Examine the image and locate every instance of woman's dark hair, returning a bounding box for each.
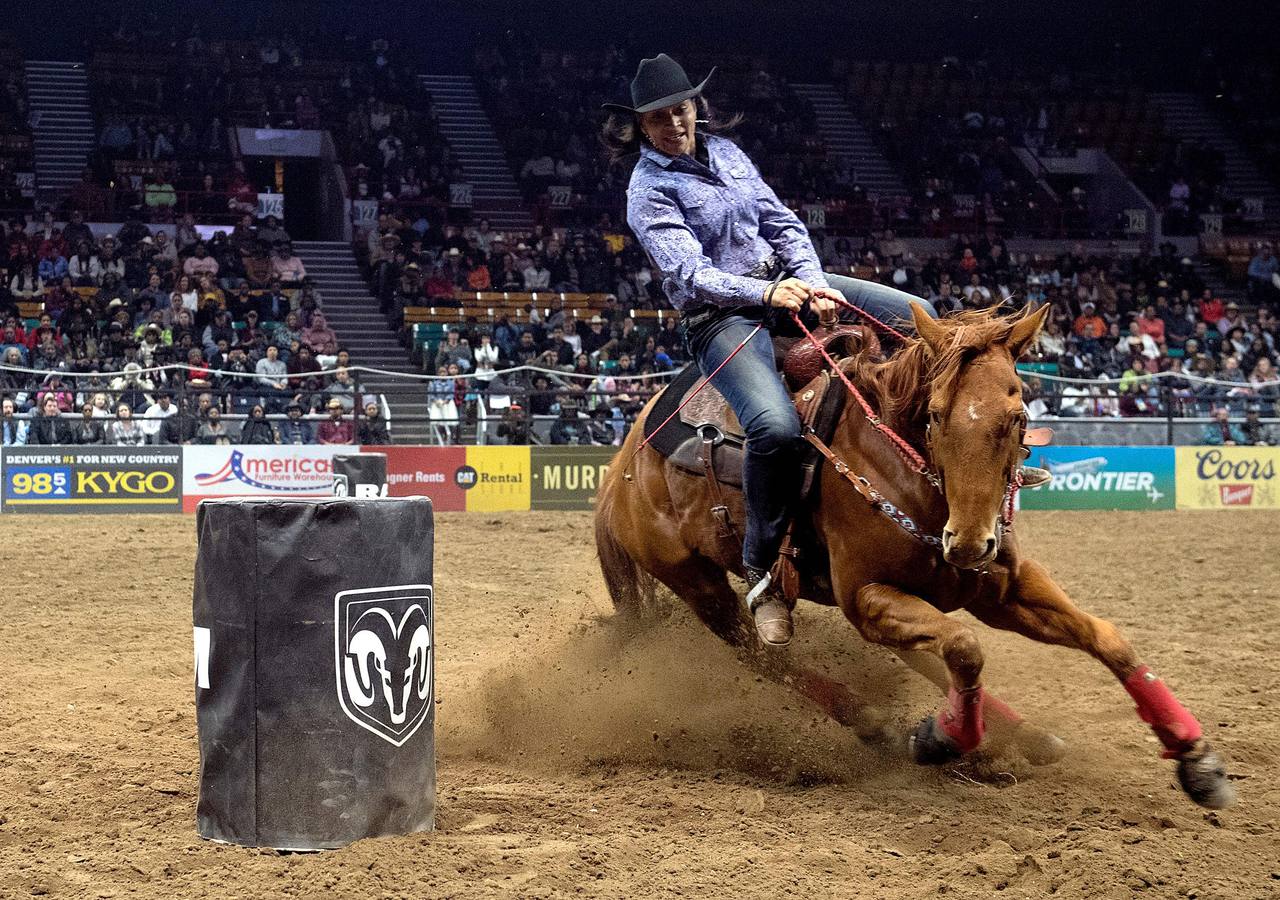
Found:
[601,96,742,164]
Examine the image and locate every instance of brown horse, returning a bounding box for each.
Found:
[595,302,1233,808]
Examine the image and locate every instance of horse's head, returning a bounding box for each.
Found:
[910,303,1049,569]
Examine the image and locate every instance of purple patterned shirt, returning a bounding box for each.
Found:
[626,134,828,312]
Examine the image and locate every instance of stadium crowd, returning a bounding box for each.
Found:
[68,15,460,226]
[355,183,1280,443]
[0,208,389,446]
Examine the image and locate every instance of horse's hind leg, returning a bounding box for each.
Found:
[660,557,887,740]
[892,649,1066,765]
[970,560,1233,809]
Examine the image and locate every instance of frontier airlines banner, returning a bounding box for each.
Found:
[1020,446,1175,510]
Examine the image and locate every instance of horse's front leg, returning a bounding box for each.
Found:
[891,648,1066,765]
[843,583,990,764]
[970,559,1234,809]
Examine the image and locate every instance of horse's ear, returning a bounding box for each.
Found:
[1007,303,1051,360]
[910,302,947,355]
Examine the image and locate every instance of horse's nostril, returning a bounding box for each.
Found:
[984,537,997,557]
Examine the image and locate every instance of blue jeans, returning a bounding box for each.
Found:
[690,275,935,570]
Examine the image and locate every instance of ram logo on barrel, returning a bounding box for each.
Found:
[333,585,434,746]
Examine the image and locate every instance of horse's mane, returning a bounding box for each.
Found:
[851,308,1023,432]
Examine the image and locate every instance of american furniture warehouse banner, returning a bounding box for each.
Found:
[2,446,183,513]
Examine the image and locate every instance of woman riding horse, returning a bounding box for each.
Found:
[603,54,940,645]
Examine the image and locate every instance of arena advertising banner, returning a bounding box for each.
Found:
[181,445,343,512]
[374,445,530,512]
[530,446,617,510]
[374,445,468,511]
[1,446,182,513]
[1020,446,1175,510]
[1175,446,1280,509]
[458,446,530,512]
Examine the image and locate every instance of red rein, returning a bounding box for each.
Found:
[790,310,933,476]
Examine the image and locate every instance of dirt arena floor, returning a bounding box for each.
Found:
[0,510,1277,899]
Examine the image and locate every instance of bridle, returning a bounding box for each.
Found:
[792,300,1026,562]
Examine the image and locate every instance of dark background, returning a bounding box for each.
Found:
[8,0,1274,81]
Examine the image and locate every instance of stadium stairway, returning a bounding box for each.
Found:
[1148,92,1280,232]
[791,82,906,196]
[418,74,532,232]
[291,241,430,444]
[23,60,94,197]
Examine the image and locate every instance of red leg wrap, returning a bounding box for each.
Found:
[1123,666,1203,759]
[938,685,985,752]
[982,692,1024,727]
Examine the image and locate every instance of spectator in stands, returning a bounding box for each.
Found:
[197,406,235,444]
[587,407,616,446]
[184,242,219,280]
[272,311,303,352]
[1201,407,1246,445]
[172,274,199,314]
[434,329,472,373]
[428,364,458,444]
[497,404,531,445]
[159,397,201,445]
[239,404,279,444]
[144,174,178,219]
[9,259,43,301]
[140,391,177,442]
[271,243,307,285]
[301,312,338,359]
[255,343,289,411]
[549,396,588,445]
[38,243,68,283]
[523,256,551,291]
[1,397,28,445]
[62,210,92,250]
[1248,243,1278,305]
[37,372,74,413]
[357,398,390,445]
[151,229,177,269]
[27,394,70,444]
[278,400,314,444]
[107,401,146,446]
[324,366,358,412]
[70,401,106,444]
[317,397,354,444]
[1217,301,1245,337]
[1243,405,1276,445]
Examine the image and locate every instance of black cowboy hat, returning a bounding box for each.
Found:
[602,53,714,115]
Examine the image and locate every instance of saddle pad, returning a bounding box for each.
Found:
[643,364,745,459]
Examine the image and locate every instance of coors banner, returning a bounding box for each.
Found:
[193,496,435,850]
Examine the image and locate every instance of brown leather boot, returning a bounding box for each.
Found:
[745,567,793,646]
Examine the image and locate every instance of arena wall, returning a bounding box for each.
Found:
[1,445,1278,512]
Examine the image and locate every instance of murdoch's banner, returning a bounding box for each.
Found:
[1,446,182,513]
[530,446,617,510]
[1020,446,1176,510]
[1175,446,1280,509]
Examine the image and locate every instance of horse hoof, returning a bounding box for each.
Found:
[1014,726,1067,766]
[1177,743,1236,810]
[909,716,963,766]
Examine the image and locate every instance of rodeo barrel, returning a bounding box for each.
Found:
[332,452,389,498]
[193,496,435,850]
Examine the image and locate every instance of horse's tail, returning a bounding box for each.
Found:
[595,435,656,619]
